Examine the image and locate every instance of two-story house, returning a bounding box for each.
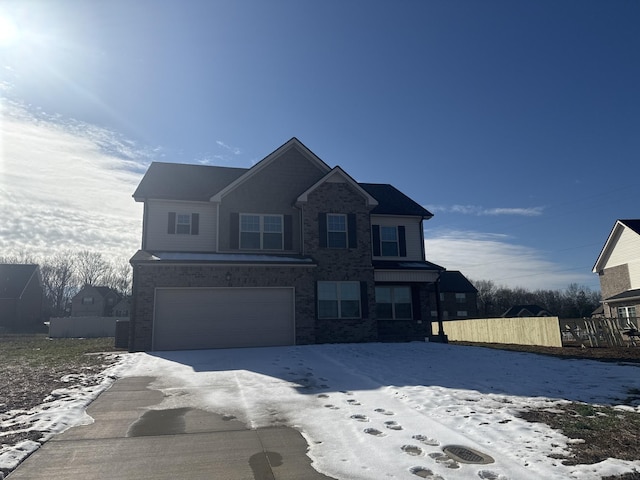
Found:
[128,138,444,351]
[593,219,640,324]
[71,286,122,317]
[430,271,478,321]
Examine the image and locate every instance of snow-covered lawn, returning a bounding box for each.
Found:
[3,342,640,479]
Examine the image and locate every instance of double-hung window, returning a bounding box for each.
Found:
[318,282,361,319]
[375,286,412,319]
[381,226,399,256]
[168,212,199,235]
[240,214,283,250]
[327,214,347,248]
[455,293,466,304]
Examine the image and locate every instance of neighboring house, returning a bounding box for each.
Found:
[592,219,640,323]
[0,264,43,332]
[501,305,553,318]
[71,286,121,317]
[431,271,478,320]
[113,297,131,317]
[129,137,446,351]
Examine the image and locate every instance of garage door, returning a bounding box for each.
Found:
[153,287,295,350]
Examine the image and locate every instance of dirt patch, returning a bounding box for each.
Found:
[455,342,640,479]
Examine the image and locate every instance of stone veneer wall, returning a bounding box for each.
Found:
[302,181,377,343]
[129,263,316,352]
[600,264,631,301]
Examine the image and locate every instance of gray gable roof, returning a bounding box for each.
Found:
[438,271,477,293]
[0,264,39,299]
[133,162,247,202]
[359,183,433,218]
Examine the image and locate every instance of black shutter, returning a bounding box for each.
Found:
[360,281,369,318]
[347,213,357,248]
[167,212,176,234]
[191,213,199,235]
[411,284,422,320]
[315,281,319,319]
[318,213,327,248]
[284,215,293,250]
[230,213,239,249]
[372,225,381,256]
[398,226,407,257]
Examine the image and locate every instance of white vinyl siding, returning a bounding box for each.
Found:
[371,215,423,261]
[145,200,217,252]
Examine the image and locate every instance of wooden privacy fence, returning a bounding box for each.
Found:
[433,316,562,347]
[561,317,640,347]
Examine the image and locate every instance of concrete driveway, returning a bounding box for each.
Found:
[7,376,335,480]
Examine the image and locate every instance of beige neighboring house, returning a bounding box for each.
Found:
[592,219,640,324]
[71,286,121,317]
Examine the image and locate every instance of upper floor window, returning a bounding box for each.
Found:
[82,296,94,305]
[318,281,361,319]
[372,224,406,257]
[327,214,347,248]
[240,214,283,250]
[381,226,399,256]
[318,213,357,249]
[455,293,466,304]
[168,212,199,235]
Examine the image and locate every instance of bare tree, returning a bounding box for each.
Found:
[102,260,132,297]
[74,250,109,287]
[40,252,76,317]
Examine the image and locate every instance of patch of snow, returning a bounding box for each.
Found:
[2,343,640,479]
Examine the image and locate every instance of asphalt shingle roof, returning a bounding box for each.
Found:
[359,183,433,217]
[0,264,38,299]
[133,162,247,201]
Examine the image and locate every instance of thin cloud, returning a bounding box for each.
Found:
[0,101,150,261]
[215,140,241,155]
[424,229,595,290]
[426,204,545,217]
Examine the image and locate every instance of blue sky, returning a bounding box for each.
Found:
[1,0,638,290]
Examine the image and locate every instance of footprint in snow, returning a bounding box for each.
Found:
[384,420,402,430]
[351,414,369,422]
[401,445,424,456]
[374,408,394,416]
[364,428,385,437]
[429,452,460,469]
[478,470,508,480]
[409,466,444,479]
[412,434,440,446]
[324,404,339,410]
[317,394,330,399]
[347,399,362,406]
[341,390,354,396]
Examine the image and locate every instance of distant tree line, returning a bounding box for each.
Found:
[471,279,601,319]
[1,250,132,318]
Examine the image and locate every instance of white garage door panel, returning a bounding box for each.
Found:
[154,288,294,350]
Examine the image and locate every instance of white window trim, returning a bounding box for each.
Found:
[239,213,284,250]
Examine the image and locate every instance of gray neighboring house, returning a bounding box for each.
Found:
[129,137,446,351]
[71,286,121,317]
[593,219,640,323]
[0,264,43,332]
[432,271,478,320]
